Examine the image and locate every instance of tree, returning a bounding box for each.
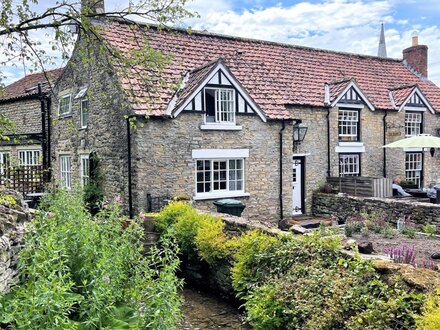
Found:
[0,0,194,85]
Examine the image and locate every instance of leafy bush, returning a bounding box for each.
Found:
[422,224,437,236]
[401,225,417,238]
[195,214,231,265]
[244,255,423,330]
[173,207,202,259]
[0,190,182,329]
[154,201,194,234]
[417,290,440,330]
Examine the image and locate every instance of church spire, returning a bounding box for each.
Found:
[378,23,387,58]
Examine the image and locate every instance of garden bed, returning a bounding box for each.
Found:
[345,231,440,267]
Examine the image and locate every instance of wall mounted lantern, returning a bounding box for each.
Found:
[293,124,308,145]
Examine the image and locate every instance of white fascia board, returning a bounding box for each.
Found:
[330,81,375,111]
[165,71,190,116]
[192,149,249,159]
[398,87,435,114]
[173,62,267,122]
[335,103,364,109]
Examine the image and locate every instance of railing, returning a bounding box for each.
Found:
[146,193,170,212]
[0,165,48,196]
[327,176,392,198]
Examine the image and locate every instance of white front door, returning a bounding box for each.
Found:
[292,157,304,215]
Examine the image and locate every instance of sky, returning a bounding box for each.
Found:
[2,0,440,86]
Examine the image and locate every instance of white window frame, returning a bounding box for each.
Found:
[339,153,360,177]
[80,97,89,128]
[58,94,72,116]
[80,154,90,187]
[60,154,72,189]
[0,151,10,174]
[204,87,236,125]
[192,149,249,200]
[338,109,359,142]
[405,152,422,188]
[18,150,41,166]
[405,112,422,137]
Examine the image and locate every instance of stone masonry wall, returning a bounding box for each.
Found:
[50,45,130,201]
[313,192,440,228]
[0,188,31,294]
[132,114,294,226]
[0,98,41,135]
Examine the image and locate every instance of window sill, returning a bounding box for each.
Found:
[193,192,250,201]
[79,126,88,130]
[58,114,73,119]
[200,124,242,131]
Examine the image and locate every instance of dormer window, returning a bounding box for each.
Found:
[205,87,235,124]
[405,112,422,137]
[338,108,360,142]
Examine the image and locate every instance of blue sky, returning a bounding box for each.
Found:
[3,0,440,85]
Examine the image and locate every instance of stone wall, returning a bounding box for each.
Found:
[0,98,41,135]
[0,189,31,294]
[132,114,293,225]
[312,192,440,228]
[50,45,130,201]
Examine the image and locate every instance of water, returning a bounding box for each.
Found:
[180,288,250,329]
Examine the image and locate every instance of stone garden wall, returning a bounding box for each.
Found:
[312,192,440,228]
[0,189,31,294]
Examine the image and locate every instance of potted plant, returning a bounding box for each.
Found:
[399,179,418,190]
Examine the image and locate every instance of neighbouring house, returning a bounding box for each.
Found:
[0,68,63,195]
[50,7,440,225]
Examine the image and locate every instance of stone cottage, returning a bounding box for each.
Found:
[0,69,63,188]
[50,14,440,225]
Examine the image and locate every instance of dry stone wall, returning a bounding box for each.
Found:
[0,188,31,294]
[313,192,440,228]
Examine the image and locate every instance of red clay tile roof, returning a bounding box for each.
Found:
[0,68,64,102]
[173,59,220,112]
[389,84,417,108]
[102,20,440,119]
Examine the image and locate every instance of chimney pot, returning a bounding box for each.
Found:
[412,35,419,46]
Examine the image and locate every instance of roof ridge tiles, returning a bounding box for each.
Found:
[108,18,404,63]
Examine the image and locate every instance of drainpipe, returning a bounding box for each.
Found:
[279,119,285,225]
[46,98,52,181]
[38,84,47,169]
[383,110,388,177]
[126,116,134,219]
[326,107,331,177]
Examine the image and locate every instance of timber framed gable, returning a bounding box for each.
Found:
[168,59,267,123]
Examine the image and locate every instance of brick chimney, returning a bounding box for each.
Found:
[81,0,105,15]
[402,35,428,77]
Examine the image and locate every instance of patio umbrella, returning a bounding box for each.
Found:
[383,134,440,156]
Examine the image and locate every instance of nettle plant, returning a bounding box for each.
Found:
[0,189,182,329]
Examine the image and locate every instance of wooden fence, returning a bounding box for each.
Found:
[327,176,392,198]
[0,165,48,196]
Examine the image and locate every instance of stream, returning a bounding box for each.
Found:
[180,287,250,329]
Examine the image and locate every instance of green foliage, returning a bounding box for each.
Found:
[0,190,182,329]
[173,207,202,259]
[0,113,15,141]
[380,225,395,238]
[195,215,230,265]
[244,253,423,330]
[416,290,440,330]
[422,224,437,236]
[0,194,16,206]
[345,222,363,237]
[401,225,417,238]
[154,201,194,234]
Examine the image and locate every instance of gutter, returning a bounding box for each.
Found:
[383,110,388,177]
[279,119,286,226]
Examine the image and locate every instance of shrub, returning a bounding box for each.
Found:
[244,257,423,330]
[345,222,363,237]
[417,290,440,330]
[422,224,437,237]
[0,190,182,329]
[173,207,202,259]
[380,225,395,238]
[154,201,194,234]
[195,214,231,265]
[401,225,417,238]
